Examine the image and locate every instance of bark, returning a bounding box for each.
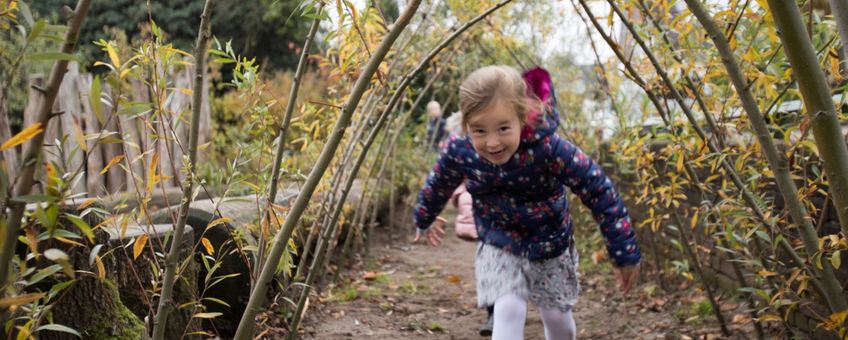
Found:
[151,0,214,338]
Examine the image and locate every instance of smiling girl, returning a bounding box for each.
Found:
[412,66,641,340]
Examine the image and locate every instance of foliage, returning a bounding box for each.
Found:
[29,0,313,72]
[4,0,847,337]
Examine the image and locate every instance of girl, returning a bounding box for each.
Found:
[412,66,641,340]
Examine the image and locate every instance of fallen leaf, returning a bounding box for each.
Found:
[731,314,752,324]
[591,250,607,264]
[720,303,739,310]
[363,272,377,280]
[445,274,461,284]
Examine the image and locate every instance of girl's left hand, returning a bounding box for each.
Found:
[613,263,640,295]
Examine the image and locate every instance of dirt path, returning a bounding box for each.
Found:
[298,211,769,339]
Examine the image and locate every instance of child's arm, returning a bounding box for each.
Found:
[551,137,641,268]
[413,143,465,245]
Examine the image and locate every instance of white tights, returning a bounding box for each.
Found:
[492,294,576,340]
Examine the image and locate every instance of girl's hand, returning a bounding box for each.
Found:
[414,216,446,246]
[613,263,640,295]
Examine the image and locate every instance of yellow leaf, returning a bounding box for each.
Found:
[95,255,106,280]
[119,215,129,239]
[690,211,698,229]
[192,312,222,319]
[201,237,214,255]
[1,122,43,151]
[147,152,160,193]
[79,197,98,210]
[23,228,38,258]
[100,154,124,175]
[758,314,782,322]
[106,42,120,68]
[55,237,84,248]
[73,121,87,152]
[15,322,32,340]
[824,309,848,330]
[205,217,232,231]
[133,234,148,260]
[757,270,777,277]
[0,293,45,308]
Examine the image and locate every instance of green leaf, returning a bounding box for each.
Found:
[754,230,771,243]
[116,102,153,116]
[192,312,222,319]
[90,76,105,125]
[27,265,63,286]
[18,0,34,26]
[831,251,841,269]
[47,279,76,301]
[64,214,94,242]
[35,324,81,338]
[27,20,47,43]
[26,52,79,62]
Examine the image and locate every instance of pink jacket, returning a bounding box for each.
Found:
[451,183,478,241]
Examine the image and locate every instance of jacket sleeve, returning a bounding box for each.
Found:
[413,141,465,231]
[550,136,641,267]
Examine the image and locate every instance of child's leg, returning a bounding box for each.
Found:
[492,294,527,340]
[538,307,576,340]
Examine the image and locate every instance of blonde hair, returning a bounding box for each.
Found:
[459,65,529,129]
[426,100,442,119]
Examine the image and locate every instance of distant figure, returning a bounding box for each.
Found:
[413,66,641,340]
[425,100,446,150]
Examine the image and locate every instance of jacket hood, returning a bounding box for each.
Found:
[520,66,560,144]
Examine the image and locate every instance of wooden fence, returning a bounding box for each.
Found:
[19,60,211,197]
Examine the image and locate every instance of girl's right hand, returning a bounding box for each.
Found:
[414,216,446,246]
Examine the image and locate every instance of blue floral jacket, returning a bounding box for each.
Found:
[413,69,640,266]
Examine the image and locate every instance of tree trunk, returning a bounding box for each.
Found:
[768,0,848,241]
